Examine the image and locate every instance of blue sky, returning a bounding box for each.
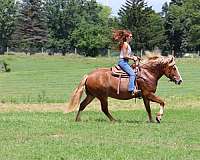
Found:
[97,0,171,15]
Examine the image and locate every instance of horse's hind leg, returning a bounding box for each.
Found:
[99,97,116,122]
[75,94,94,122]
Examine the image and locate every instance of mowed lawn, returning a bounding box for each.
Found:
[0,110,200,160]
[0,54,200,159]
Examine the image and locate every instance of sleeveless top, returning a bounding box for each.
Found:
[119,42,132,59]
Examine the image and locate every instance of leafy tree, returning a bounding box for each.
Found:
[0,0,17,54]
[71,20,111,56]
[164,2,191,56]
[184,0,200,52]
[147,12,166,51]
[45,0,84,55]
[70,0,112,56]
[13,0,47,54]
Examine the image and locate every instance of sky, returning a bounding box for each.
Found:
[97,0,171,15]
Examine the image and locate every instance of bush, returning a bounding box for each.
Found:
[0,60,11,72]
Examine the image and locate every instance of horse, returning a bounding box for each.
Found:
[66,53,183,123]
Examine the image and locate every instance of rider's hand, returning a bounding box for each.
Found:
[137,56,141,61]
[131,56,138,61]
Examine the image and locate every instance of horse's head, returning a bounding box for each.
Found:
[162,55,183,85]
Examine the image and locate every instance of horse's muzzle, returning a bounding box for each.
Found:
[175,79,183,85]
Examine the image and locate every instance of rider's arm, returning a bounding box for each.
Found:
[122,42,137,61]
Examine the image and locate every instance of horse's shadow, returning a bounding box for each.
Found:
[94,118,143,124]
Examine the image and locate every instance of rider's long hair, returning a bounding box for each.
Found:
[112,29,132,50]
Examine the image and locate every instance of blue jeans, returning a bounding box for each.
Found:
[118,58,136,92]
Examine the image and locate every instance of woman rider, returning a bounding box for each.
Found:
[113,29,141,96]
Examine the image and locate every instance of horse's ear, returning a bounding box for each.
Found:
[162,55,175,66]
[168,55,175,66]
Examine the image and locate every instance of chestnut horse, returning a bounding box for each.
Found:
[66,54,183,123]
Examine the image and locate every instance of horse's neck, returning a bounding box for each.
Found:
[141,63,164,81]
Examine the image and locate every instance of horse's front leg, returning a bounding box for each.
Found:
[147,93,165,123]
[143,97,154,123]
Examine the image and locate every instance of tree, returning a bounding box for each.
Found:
[71,20,111,56]
[170,0,183,6]
[13,0,47,54]
[118,0,154,52]
[161,2,169,17]
[184,0,200,52]
[147,12,166,51]
[0,0,16,54]
[45,0,84,55]
[71,1,112,56]
[164,2,191,57]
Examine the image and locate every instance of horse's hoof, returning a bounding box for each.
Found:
[75,118,81,122]
[147,120,155,123]
[111,119,117,123]
[156,116,161,123]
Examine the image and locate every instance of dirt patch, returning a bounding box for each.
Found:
[0,99,144,112]
[0,103,67,112]
[0,98,198,113]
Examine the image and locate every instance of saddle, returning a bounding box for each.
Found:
[111,64,139,95]
[111,65,130,78]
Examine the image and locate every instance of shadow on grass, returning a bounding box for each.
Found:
[94,118,108,122]
[94,118,144,124]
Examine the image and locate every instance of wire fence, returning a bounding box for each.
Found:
[3,47,200,58]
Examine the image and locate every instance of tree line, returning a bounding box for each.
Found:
[0,0,200,57]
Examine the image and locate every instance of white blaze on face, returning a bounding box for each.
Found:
[174,65,183,81]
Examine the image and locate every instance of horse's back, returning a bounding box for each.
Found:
[86,68,111,87]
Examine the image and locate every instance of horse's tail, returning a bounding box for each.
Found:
[65,75,88,113]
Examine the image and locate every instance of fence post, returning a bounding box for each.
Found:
[75,48,77,55]
[107,48,111,57]
[172,50,174,56]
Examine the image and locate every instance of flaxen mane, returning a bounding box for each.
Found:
[140,51,163,68]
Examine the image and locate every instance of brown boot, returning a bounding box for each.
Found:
[131,89,142,98]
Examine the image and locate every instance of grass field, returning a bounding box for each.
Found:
[0,109,200,159]
[0,54,200,103]
[0,54,200,159]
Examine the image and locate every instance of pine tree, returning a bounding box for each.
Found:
[170,0,183,6]
[118,0,153,51]
[13,0,47,54]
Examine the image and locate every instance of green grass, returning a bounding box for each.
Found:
[0,55,116,103]
[0,109,200,160]
[0,54,200,159]
[0,54,200,103]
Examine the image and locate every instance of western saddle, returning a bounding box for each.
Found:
[111,64,139,95]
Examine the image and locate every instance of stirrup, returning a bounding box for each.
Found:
[131,90,142,98]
